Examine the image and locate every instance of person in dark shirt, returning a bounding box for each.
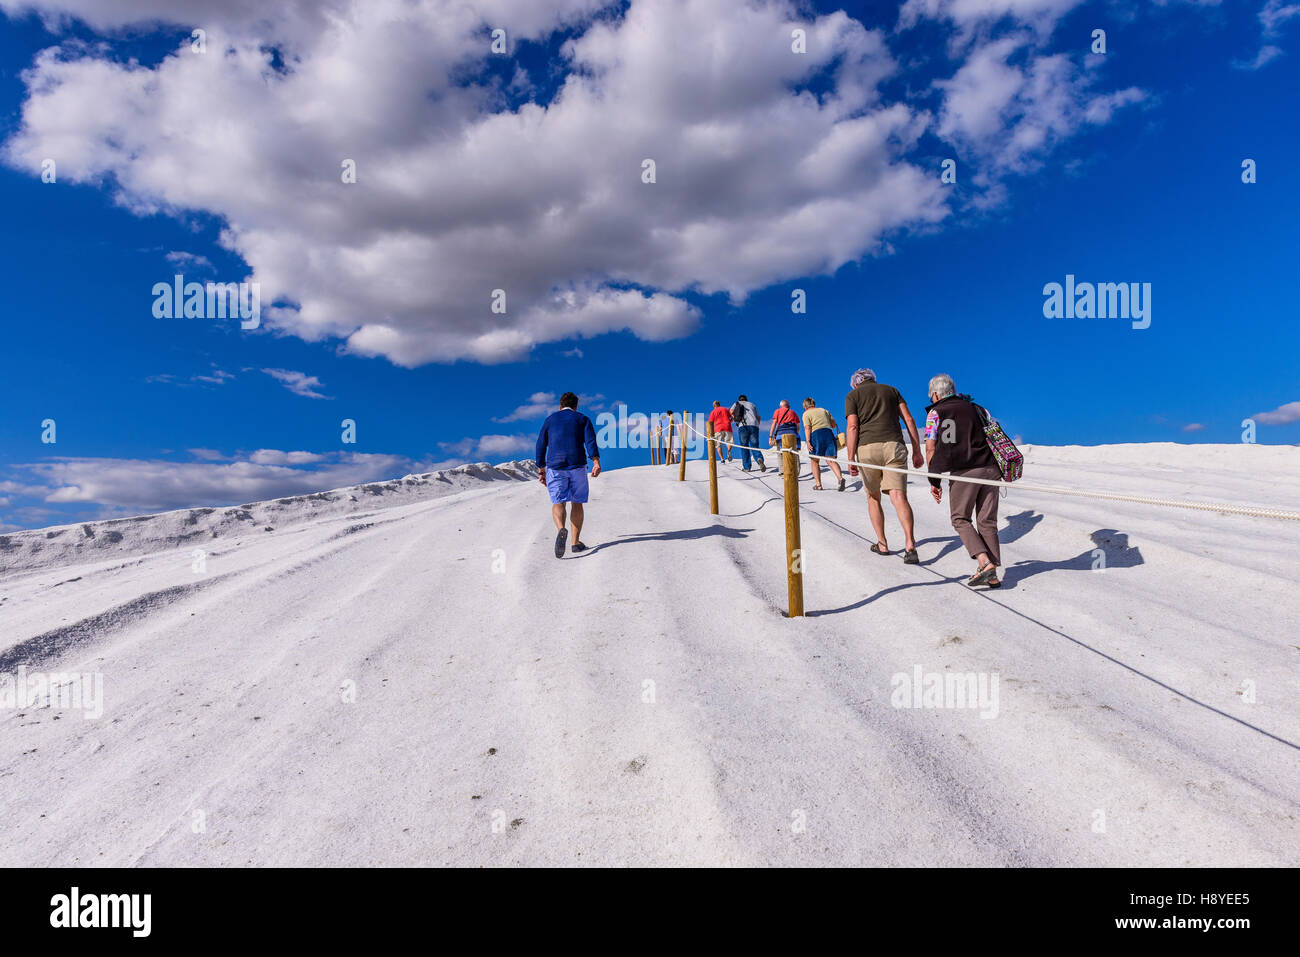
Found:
[844,367,924,563]
[536,392,601,557]
[923,373,1002,587]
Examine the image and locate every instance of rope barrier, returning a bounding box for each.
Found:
[679,418,1300,523]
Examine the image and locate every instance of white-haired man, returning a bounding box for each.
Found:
[845,367,924,563]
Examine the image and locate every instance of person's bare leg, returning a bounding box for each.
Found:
[811,458,822,487]
[888,488,917,551]
[570,503,585,545]
[828,460,844,485]
[552,503,566,532]
[866,491,887,549]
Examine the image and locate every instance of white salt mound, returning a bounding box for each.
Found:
[0,445,1297,866]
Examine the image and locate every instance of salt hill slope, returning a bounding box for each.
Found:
[0,444,1297,866]
[0,460,538,574]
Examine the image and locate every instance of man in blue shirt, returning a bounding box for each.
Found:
[536,392,601,557]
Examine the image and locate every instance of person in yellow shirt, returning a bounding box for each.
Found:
[802,398,845,491]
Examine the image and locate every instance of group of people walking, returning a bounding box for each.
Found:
[669,369,1005,588]
[540,370,1007,589]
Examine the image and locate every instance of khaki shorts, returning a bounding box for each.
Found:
[855,441,908,495]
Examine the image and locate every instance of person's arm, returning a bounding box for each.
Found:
[899,401,923,469]
[584,415,601,477]
[536,420,549,484]
[846,412,859,475]
[926,437,941,501]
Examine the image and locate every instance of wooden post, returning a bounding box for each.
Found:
[706,420,719,514]
[679,411,688,482]
[782,433,804,618]
[652,424,659,465]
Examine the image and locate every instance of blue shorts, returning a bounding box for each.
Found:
[546,466,589,504]
[809,427,838,458]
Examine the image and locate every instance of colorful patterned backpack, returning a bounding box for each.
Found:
[976,405,1023,483]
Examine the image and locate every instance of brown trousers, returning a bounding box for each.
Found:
[948,465,1002,566]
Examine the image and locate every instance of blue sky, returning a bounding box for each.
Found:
[1,0,1298,530]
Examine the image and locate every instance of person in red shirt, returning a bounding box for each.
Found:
[707,400,734,462]
[768,399,802,477]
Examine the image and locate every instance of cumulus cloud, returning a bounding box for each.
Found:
[147,364,234,387]
[935,36,1144,177]
[10,451,424,513]
[495,392,559,422]
[899,0,1086,40]
[0,439,536,522]
[261,368,329,399]
[1,0,1155,367]
[494,390,604,421]
[165,249,213,271]
[1252,401,1300,426]
[1260,0,1300,35]
[438,434,534,458]
[0,0,952,366]
[247,449,328,465]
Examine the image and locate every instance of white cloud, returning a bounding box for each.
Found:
[496,390,603,421]
[899,0,1085,39]
[935,37,1145,176]
[1235,1,1299,69]
[495,390,604,422]
[0,438,554,521]
[1260,0,1300,35]
[261,368,329,399]
[147,364,234,386]
[1,0,1158,367]
[247,449,328,465]
[10,451,432,513]
[1233,43,1284,69]
[439,434,534,458]
[1182,422,1206,432]
[495,392,558,422]
[165,250,213,271]
[1252,401,1300,426]
[1,0,953,366]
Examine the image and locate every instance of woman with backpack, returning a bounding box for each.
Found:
[924,374,1004,588]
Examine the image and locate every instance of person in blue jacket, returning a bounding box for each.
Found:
[536,392,602,557]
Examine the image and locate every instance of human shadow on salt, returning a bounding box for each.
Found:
[573,524,752,556]
[1000,510,1044,543]
[915,511,1044,568]
[1007,529,1144,586]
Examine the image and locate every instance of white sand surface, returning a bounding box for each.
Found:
[1,445,1297,866]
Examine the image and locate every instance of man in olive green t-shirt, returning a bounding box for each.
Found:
[844,368,924,563]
